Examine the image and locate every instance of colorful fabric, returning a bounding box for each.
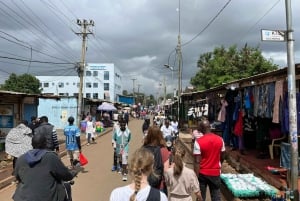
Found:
[233,110,243,137]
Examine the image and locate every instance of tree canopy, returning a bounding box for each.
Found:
[0,73,41,94]
[190,45,278,90]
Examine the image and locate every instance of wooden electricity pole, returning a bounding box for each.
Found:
[76,19,94,127]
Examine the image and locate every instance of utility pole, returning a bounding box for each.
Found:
[177,0,182,123]
[76,19,94,127]
[285,0,298,199]
[137,84,141,104]
[131,78,137,104]
[163,76,166,115]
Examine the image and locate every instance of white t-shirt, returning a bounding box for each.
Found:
[160,125,174,138]
[85,121,94,136]
[170,121,178,133]
[110,185,168,201]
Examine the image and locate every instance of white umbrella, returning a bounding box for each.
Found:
[97,102,117,111]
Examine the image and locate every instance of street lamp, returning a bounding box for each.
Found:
[164,64,180,121]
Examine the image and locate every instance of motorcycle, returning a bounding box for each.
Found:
[62,164,82,201]
[165,135,174,152]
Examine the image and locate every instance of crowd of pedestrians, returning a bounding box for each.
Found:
[4,110,225,201]
[109,114,226,201]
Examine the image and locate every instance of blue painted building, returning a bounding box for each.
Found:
[37,97,78,129]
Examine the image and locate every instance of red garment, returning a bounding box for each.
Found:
[196,133,224,176]
[233,110,243,137]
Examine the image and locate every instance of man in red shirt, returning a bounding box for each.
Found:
[193,119,225,201]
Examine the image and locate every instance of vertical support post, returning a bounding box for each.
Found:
[285,0,298,199]
[76,19,94,127]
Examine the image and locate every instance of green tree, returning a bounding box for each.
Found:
[0,73,41,94]
[190,45,278,90]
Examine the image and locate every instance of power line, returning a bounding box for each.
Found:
[181,0,232,47]
[0,55,75,65]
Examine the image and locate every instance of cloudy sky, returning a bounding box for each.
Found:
[0,0,299,96]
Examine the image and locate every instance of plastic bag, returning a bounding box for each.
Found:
[79,153,88,166]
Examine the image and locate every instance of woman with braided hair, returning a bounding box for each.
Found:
[110,147,168,201]
[164,146,203,201]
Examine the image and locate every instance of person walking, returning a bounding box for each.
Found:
[64,116,82,168]
[193,119,225,201]
[111,115,123,172]
[28,116,39,135]
[142,115,151,138]
[85,115,95,145]
[143,126,170,194]
[113,118,131,181]
[5,120,33,171]
[109,148,168,201]
[164,146,203,201]
[13,133,78,201]
[34,116,59,152]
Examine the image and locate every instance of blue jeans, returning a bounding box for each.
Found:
[198,174,221,201]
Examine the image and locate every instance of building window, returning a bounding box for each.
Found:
[93,71,98,76]
[74,93,78,97]
[66,82,69,85]
[52,83,55,86]
[58,82,64,88]
[86,71,91,76]
[104,71,109,80]
[93,93,98,99]
[86,93,91,98]
[44,83,49,87]
[104,83,109,90]
[59,93,65,96]
[86,82,92,88]
[77,83,80,87]
[73,82,76,85]
[93,83,98,88]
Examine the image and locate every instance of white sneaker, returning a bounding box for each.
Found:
[122,175,127,181]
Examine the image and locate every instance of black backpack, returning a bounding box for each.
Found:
[143,145,163,188]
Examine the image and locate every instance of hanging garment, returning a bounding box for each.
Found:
[233,110,243,137]
[217,99,228,122]
[272,80,284,123]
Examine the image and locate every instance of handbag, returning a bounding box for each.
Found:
[79,152,88,166]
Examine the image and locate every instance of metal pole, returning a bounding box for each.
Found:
[177,0,182,124]
[285,0,298,199]
[131,78,136,105]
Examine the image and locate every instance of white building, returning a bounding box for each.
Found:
[36,63,122,102]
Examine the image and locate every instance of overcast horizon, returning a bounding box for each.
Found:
[0,0,299,96]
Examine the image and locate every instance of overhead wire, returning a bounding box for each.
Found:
[181,0,232,47]
[0,2,77,63]
[236,0,281,44]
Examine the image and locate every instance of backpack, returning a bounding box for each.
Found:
[146,187,161,201]
[144,145,163,188]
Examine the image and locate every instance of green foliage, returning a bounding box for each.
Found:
[190,45,278,90]
[0,73,41,94]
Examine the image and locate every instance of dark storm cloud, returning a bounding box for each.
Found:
[0,0,299,95]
